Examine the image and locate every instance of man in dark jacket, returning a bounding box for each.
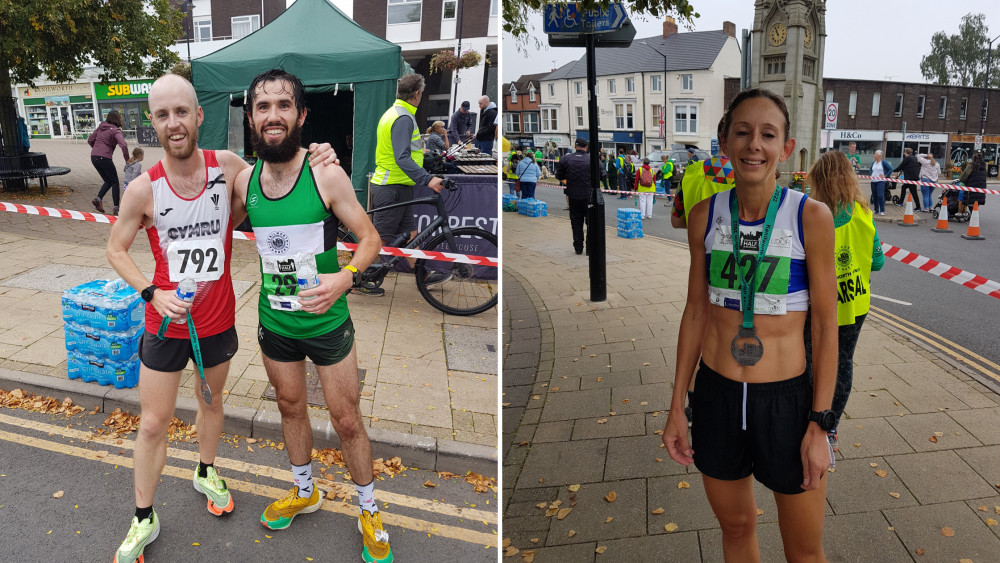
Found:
[447,101,474,146]
[893,147,922,209]
[556,138,605,255]
[475,96,498,155]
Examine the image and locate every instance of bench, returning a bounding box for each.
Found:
[0,152,71,194]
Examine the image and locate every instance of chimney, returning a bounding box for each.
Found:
[663,16,678,38]
[723,21,735,38]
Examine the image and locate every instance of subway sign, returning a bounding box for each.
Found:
[95,80,155,100]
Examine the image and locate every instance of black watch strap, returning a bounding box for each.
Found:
[809,409,836,431]
[141,284,158,303]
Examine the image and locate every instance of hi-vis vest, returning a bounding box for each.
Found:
[683,157,735,221]
[371,99,423,186]
[834,203,876,325]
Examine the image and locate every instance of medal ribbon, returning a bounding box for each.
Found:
[730,186,783,329]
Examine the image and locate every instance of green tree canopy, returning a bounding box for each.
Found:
[920,13,999,88]
[503,0,699,46]
[0,0,184,153]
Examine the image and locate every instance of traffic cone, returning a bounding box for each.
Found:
[962,201,986,240]
[898,193,917,226]
[931,194,953,233]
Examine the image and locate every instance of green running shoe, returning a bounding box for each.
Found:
[261,486,323,530]
[193,465,235,516]
[113,510,159,563]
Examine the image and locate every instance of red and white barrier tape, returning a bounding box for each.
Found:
[780,171,1000,196]
[881,243,1000,300]
[1,201,497,267]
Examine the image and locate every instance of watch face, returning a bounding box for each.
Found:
[769,23,786,46]
[821,411,835,430]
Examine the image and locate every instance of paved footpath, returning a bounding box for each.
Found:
[0,139,497,477]
[502,210,1000,562]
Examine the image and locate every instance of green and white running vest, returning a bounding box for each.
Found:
[247,155,349,338]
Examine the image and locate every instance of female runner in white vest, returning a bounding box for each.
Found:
[662,89,838,562]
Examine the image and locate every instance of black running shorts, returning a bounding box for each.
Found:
[257,317,355,366]
[138,325,238,373]
[691,361,812,495]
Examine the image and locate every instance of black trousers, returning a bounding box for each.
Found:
[92,156,121,207]
[898,179,920,209]
[568,197,589,252]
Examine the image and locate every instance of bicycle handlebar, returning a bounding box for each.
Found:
[436,176,459,191]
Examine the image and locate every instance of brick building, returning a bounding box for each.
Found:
[501,73,545,149]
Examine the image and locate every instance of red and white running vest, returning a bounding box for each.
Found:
[143,150,235,338]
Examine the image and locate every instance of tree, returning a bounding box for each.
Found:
[0,0,184,156]
[504,0,699,47]
[920,13,999,88]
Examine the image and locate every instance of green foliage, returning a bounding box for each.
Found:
[0,0,185,87]
[919,13,999,88]
[503,0,699,51]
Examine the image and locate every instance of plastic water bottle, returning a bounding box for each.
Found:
[297,263,320,301]
[174,278,196,324]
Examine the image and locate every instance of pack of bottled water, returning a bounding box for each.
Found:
[62,278,143,388]
[502,194,518,212]
[517,198,548,217]
[616,208,643,238]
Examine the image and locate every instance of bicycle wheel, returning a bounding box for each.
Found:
[414,226,498,316]
[336,227,358,270]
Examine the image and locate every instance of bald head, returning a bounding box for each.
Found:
[148,73,202,160]
[149,73,198,110]
[478,95,490,110]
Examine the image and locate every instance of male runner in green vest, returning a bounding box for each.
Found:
[369,73,446,295]
[232,69,392,563]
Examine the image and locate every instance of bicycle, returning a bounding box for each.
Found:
[339,177,498,316]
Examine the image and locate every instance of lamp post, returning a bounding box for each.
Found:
[640,41,668,148]
[185,0,195,63]
[980,33,1000,136]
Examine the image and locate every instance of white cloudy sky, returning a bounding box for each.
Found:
[502,0,1000,84]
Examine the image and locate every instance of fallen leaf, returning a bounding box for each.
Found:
[504,545,520,556]
[597,418,608,424]
[530,538,539,544]
[640,401,648,406]
[888,492,901,499]
[604,491,617,502]
[933,432,944,437]
[568,484,581,492]
[192,542,200,546]
[756,508,764,516]
[531,395,540,400]
[988,518,999,526]
[677,481,691,489]
[915,548,925,555]
[544,508,558,517]
[941,527,955,537]
[979,506,988,512]
[652,507,665,514]
[52,491,64,499]
[929,436,938,443]
[642,362,650,366]
[654,429,664,435]
[522,551,536,563]
[875,470,887,478]
[960,560,973,563]
[502,538,511,548]
[853,443,861,448]
[246,438,257,444]
[655,458,663,463]
[567,530,576,537]
[596,377,603,382]
[870,392,877,397]
[605,516,614,523]
[550,500,563,508]
[423,481,436,488]
[595,546,607,554]
[664,523,679,532]
[870,462,879,468]
[535,502,547,509]
[556,508,572,520]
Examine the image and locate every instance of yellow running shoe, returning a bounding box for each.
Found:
[358,509,393,563]
[260,486,323,530]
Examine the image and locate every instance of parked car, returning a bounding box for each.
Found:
[644,148,710,191]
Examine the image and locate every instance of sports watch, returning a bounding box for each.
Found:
[141,285,158,303]
[343,265,359,286]
[808,409,836,431]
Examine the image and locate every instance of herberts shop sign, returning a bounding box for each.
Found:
[95,80,155,100]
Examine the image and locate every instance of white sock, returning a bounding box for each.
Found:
[356,480,377,514]
[292,462,313,498]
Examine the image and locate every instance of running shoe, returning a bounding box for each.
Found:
[423,270,452,286]
[827,430,839,452]
[113,511,159,563]
[353,286,386,297]
[358,509,393,563]
[261,486,323,530]
[193,465,235,516]
[92,197,105,214]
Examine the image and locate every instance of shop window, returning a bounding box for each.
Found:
[872,92,880,117]
[387,0,421,25]
[231,15,260,40]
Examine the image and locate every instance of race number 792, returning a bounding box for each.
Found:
[167,239,226,282]
[177,247,219,275]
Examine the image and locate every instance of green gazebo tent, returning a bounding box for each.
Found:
[191,0,407,203]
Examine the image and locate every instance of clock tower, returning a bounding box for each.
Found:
[751,0,826,177]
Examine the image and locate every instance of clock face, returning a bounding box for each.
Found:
[769,23,786,46]
[804,25,814,48]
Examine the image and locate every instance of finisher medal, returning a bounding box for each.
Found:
[729,186,782,366]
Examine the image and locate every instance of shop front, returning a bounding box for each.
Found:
[94,79,155,133]
[18,83,95,139]
[574,130,643,158]
[949,134,999,177]
[821,129,885,170]
[885,132,949,166]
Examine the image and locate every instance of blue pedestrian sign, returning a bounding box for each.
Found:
[543,2,628,34]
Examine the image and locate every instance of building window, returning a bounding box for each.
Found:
[674,103,698,134]
[574,81,582,96]
[442,0,456,19]
[509,85,517,105]
[541,108,558,131]
[651,75,662,92]
[826,90,834,103]
[626,77,635,93]
[939,96,947,119]
[576,107,584,127]
[490,0,497,16]
[608,79,616,94]
[802,57,815,80]
[231,15,260,40]
[848,92,857,116]
[548,84,554,97]
[764,56,785,77]
[614,103,633,129]
[523,113,539,133]
[528,86,536,103]
[872,92,880,117]
[504,113,519,133]
[894,94,904,117]
[960,98,968,120]
[681,74,693,91]
[916,95,925,118]
[650,104,662,128]
[193,17,212,42]
[387,0,421,24]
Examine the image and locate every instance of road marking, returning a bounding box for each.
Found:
[871,294,911,306]
[0,413,497,527]
[868,306,1000,384]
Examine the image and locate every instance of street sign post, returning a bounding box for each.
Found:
[825,102,838,130]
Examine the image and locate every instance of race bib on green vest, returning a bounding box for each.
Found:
[260,252,318,312]
[708,224,793,315]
